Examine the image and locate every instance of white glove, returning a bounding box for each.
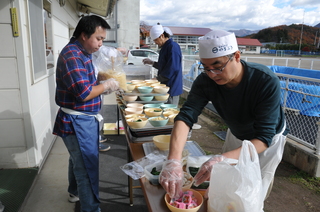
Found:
[101,78,120,93]
[159,159,184,199]
[193,155,225,186]
[142,58,154,65]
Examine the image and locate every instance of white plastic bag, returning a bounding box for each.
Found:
[208,140,264,212]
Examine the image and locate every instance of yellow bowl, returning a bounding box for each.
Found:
[126,117,148,129]
[164,189,203,212]
[150,83,165,88]
[131,80,144,84]
[144,108,163,117]
[125,114,145,120]
[123,95,138,102]
[153,86,170,94]
[127,84,136,91]
[125,107,143,115]
[154,93,170,101]
[163,110,179,118]
[153,135,170,150]
[168,114,178,123]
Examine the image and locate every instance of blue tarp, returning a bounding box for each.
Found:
[269,66,320,117]
[268,65,320,79]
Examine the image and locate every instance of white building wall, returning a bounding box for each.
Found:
[0,0,138,169]
[0,0,79,169]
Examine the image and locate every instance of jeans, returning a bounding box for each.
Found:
[63,135,100,212]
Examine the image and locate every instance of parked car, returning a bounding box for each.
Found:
[126,49,159,65]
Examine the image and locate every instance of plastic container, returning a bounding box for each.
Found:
[144,161,164,185]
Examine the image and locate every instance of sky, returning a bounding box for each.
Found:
[140,0,320,31]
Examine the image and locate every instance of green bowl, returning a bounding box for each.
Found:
[160,104,177,110]
[137,86,153,94]
[139,95,154,101]
[144,103,162,108]
[148,116,169,127]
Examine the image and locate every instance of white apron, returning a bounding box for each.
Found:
[222,124,286,200]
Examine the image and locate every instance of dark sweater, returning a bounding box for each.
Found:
[176,60,286,146]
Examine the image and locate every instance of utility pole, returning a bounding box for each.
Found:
[298,10,304,55]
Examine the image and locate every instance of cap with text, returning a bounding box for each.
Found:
[198,29,238,58]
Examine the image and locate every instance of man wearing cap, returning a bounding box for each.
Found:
[159,29,288,203]
[143,23,183,106]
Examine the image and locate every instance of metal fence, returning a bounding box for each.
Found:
[178,55,320,155]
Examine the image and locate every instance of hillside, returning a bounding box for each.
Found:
[244,24,319,45]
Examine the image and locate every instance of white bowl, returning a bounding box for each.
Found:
[125,107,143,115]
[154,93,169,101]
[126,103,144,109]
[123,95,138,102]
[153,86,170,94]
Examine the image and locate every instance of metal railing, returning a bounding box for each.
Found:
[178,55,320,155]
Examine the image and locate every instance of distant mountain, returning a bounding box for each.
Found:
[315,23,320,28]
[228,29,260,37]
[244,24,319,44]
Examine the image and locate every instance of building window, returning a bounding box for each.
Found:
[28,0,53,82]
[247,46,257,51]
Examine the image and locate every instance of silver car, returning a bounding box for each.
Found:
[126,49,159,65]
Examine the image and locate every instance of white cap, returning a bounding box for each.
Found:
[198,30,238,58]
[150,24,173,40]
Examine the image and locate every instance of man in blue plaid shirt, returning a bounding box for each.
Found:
[53,15,119,212]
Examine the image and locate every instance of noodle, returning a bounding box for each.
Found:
[98,70,127,91]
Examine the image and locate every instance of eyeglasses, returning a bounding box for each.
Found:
[199,55,233,75]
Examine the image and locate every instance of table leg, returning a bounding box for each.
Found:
[117,104,120,136]
[127,143,134,206]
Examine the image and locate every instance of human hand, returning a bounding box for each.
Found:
[159,159,184,199]
[142,58,154,65]
[101,78,120,93]
[193,155,225,187]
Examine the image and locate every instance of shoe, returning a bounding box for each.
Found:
[68,194,79,203]
[99,138,108,143]
[192,123,201,129]
[99,143,111,152]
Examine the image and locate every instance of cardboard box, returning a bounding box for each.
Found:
[103,123,125,135]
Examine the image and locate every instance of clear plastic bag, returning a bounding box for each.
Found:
[208,140,263,212]
[120,152,166,180]
[93,46,127,90]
